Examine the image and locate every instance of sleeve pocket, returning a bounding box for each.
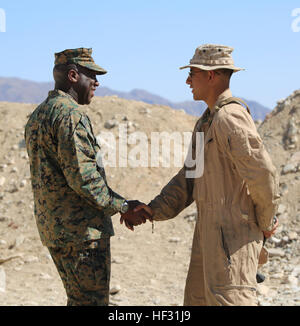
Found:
[229,129,262,159]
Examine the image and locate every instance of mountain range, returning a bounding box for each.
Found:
[0,77,271,120]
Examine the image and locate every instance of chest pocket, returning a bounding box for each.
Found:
[81,115,99,152]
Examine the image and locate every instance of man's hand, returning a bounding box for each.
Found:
[120,200,153,231]
[263,217,279,239]
[133,203,154,217]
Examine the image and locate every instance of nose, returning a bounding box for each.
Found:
[186,76,192,86]
[94,78,100,87]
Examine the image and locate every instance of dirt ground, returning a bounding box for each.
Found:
[0,93,299,306]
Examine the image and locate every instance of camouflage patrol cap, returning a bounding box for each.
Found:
[180,44,244,73]
[54,48,107,75]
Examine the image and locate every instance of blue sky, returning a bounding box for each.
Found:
[0,0,299,109]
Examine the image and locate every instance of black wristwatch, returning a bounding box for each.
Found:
[120,200,129,214]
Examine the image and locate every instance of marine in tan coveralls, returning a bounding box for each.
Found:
[134,44,280,306]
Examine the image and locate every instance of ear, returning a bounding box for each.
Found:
[68,69,79,83]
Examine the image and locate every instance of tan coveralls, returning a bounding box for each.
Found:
[149,89,279,306]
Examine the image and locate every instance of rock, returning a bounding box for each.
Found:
[0,267,6,293]
[0,240,7,246]
[289,151,300,164]
[288,232,298,241]
[18,139,26,149]
[8,221,18,229]
[184,212,197,222]
[282,236,289,243]
[280,183,288,195]
[20,152,28,160]
[139,107,151,114]
[44,253,52,261]
[0,177,5,187]
[14,266,22,272]
[287,118,298,138]
[0,164,7,171]
[258,299,272,306]
[268,248,285,257]
[104,119,118,129]
[126,121,136,133]
[39,273,52,280]
[15,235,25,247]
[8,183,18,193]
[11,167,18,173]
[111,257,123,264]
[270,272,284,279]
[152,298,161,305]
[20,180,27,188]
[186,215,196,222]
[269,236,281,245]
[150,279,157,285]
[287,275,298,287]
[6,158,15,166]
[277,204,287,215]
[257,284,270,296]
[24,256,39,264]
[169,237,181,243]
[110,285,121,295]
[277,213,288,221]
[282,163,296,174]
[291,266,300,277]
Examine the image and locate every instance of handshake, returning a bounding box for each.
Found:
[120,200,154,231]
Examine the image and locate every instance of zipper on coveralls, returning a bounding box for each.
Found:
[221,228,231,265]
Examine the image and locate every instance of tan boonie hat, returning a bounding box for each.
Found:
[54,48,107,75]
[180,44,244,73]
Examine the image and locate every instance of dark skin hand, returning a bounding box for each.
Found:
[120,200,153,231]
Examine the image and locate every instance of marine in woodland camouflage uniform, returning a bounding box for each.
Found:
[25,48,148,305]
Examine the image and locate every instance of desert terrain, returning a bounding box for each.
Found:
[0,91,299,306]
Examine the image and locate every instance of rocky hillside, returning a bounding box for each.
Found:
[0,91,299,306]
[0,77,271,120]
[257,89,300,305]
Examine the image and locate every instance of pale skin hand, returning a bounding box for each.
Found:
[263,218,279,239]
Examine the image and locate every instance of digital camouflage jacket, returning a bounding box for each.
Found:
[25,89,125,248]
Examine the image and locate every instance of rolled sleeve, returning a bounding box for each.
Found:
[149,167,194,221]
[149,120,199,221]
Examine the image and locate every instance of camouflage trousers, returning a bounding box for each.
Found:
[48,238,111,306]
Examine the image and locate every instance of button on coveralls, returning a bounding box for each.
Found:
[149,89,279,306]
